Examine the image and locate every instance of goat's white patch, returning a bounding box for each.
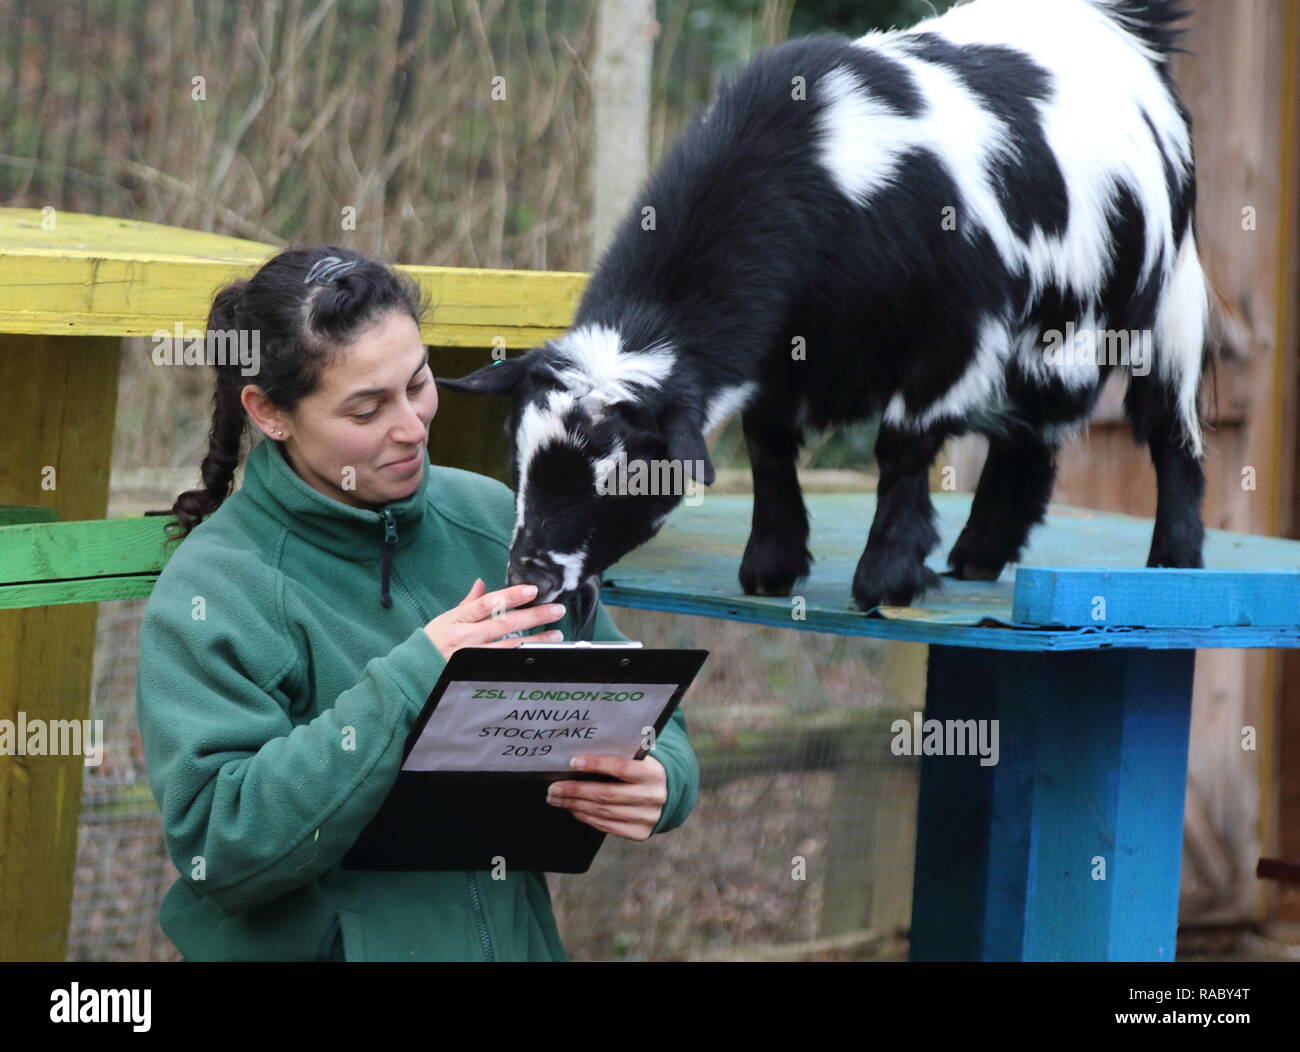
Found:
[819,50,1026,267]
[813,65,925,214]
[885,317,1012,431]
[818,0,1203,445]
[546,546,588,597]
[1154,229,1208,456]
[591,435,626,495]
[703,381,758,434]
[1012,309,1108,394]
[515,325,678,534]
[551,324,677,406]
[514,389,587,535]
[834,5,1185,301]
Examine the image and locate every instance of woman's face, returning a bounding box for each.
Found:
[243,310,437,510]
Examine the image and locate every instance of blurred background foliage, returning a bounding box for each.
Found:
[3,0,955,474]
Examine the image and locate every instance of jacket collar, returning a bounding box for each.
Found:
[240,438,433,608]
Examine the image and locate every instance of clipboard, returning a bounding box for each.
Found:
[341,643,709,873]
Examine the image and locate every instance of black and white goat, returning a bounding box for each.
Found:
[437,0,1210,632]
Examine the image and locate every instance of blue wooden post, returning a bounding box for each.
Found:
[910,645,1195,961]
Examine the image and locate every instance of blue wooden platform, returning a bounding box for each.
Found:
[597,493,1300,649]
[596,493,1300,962]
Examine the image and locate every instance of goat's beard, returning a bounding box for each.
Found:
[561,573,602,641]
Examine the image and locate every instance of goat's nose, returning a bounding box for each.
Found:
[507,557,559,601]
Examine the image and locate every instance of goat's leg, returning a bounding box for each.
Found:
[852,424,947,610]
[1124,373,1205,568]
[738,401,812,596]
[947,426,1059,580]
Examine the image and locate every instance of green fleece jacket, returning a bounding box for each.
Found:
[135,436,699,962]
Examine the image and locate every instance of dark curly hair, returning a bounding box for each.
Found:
[163,245,429,547]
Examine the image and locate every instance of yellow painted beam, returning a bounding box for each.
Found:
[0,208,588,348]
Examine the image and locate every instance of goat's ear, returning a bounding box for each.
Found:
[436,353,531,396]
[661,405,716,487]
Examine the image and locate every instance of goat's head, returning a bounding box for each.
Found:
[436,328,714,636]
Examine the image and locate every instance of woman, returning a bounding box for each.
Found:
[135,245,700,961]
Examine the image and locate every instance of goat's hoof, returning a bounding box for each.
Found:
[946,531,1013,581]
[946,548,1009,582]
[1146,524,1204,569]
[852,552,940,611]
[739,534,811,597]
[1146,546,1204,569]
[946,560,1006,581]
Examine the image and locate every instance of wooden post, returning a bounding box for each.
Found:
[589,0,654,265]
[911,645,1195,961]
[0,333,121,961]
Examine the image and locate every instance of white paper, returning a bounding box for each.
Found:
[401,680,679,772]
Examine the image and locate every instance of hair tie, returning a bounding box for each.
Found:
[304,256,358,285]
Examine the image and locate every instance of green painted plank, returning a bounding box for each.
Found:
[0,507,59,526]
[0,577,159,608]
[0,516,171,582]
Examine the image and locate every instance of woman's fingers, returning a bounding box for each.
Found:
[472,630,564,649]
[547,759,667,840]
[428,581,562,660]
[570,754,664,785]
[548,778,665,808]
[458,602,567,646]
[559,806,657,841]
[560,801,662,825]
[461,584,539,623]
[455,577,486,609]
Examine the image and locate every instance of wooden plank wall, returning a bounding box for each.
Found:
[1057,0,1299,926]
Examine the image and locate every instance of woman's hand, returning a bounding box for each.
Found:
[546,754,668,841]
[423,578,566,661]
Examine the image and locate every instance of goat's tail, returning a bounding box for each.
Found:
[1091,0,1192,60]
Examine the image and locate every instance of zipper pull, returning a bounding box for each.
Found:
[379,509,397,608]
